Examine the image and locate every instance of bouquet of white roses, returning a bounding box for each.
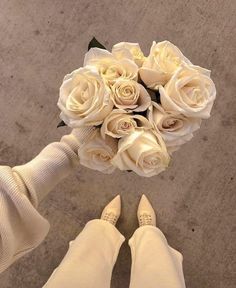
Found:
[57,38,216,177]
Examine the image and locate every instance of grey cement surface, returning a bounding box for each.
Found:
[0,0,236,287]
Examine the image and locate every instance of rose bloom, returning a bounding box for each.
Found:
[111,130,170,177]
[139,40,192,88]
[58,66,113,127]
[84,48,138,85]
[101,109,152,139]
[148,102,201,153]
[112,42,145,67]
[111,79,151,112]
[160,65,216,119]
[78,129,117,174]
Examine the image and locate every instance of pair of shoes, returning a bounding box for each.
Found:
[101,195,156,227]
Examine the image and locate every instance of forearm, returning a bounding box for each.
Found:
[0,134,79,274]
[0,128,95,274]
[0,166,50,274]
[12,133,80,206]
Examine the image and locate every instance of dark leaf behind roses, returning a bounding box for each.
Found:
[88,37,106,51]
[57,120,67,128]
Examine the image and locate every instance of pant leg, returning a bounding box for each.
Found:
[129,226,186,288]
[43,219,125,288]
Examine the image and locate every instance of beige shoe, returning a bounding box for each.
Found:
[137,195,156,226]
[101,195,121,226]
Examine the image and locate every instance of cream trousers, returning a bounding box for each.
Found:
[43,219,186,288]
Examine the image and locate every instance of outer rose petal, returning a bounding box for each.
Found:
[84,48,114,66]
[160,66,216,119]
[78,129,117,174]
[100,109,152,139]
[111,130,170,177]
[57,66,113,127]
[148,102,201,152]
[111,80,151,112]
[83,48,138,84]
[112,42,145,67]
[140,40,192,87]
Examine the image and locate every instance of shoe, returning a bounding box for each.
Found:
[137,195,156,226]
[101,195,121,226]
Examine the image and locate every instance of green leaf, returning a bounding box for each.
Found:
[57,120,67,128]
[88,37,106,50]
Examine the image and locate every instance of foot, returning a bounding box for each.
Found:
[137,195,156,226]
[101,195,121,226]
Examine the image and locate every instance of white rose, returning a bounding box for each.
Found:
[111,130,170,177]
[148,102,201,152]
[101,109,152,139]
[139,40,192,88]
[160,65,216,119]
[111,79,151,111]
[84,48,138,85]
[112,42,145,67]
[58,66,113,127]
[78,129,117,174]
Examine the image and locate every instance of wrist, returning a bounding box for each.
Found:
[61,127,96,153]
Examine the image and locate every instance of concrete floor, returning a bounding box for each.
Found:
[0,0,235,287]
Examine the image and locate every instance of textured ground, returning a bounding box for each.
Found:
[0,1,235,287]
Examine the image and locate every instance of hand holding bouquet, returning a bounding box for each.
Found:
[57,38,216,177]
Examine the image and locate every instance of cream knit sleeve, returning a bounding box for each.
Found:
[0,128,95,274]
